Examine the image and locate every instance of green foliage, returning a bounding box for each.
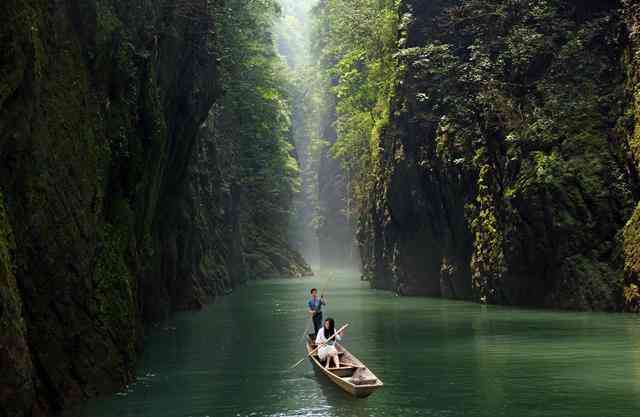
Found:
[210,0,308,273]
[621,0,640,312]
[623,204,640,311]
[312,0,400,209]
[95,0,123,46]
[0,190,24,336]
[93,222,136,356]
[315,0,636,308]
[469,157,507,304]
[414,1,631,306]
[0,0,44,110]
[624,283,640,312]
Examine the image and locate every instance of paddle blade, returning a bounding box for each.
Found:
[290,357,306,369]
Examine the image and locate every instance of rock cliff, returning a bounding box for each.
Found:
[0,1,308,415]
[360,0,640,310]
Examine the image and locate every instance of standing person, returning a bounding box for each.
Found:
[315,318,344,369]
[307,288,326,335]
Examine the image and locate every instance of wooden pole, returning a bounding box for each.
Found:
[319,272,333,297]
[290,323,349,369]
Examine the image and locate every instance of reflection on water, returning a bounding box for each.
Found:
[65,271,640,417]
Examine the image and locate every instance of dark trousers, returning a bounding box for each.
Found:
[312,312,323,335]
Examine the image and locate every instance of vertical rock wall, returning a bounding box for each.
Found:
[622,0,640,312]
[0,0,308,415]
[316,97,357,269]
[361,0,640,310]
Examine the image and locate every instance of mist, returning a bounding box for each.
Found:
[275,0,361,272]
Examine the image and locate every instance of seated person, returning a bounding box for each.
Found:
[315,318,344,369]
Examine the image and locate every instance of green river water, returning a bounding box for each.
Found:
[66,271,640,417]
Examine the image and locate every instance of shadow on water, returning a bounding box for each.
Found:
[308,361,372,417]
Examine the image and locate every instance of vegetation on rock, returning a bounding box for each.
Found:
[0,0,310,415]
[310,0,640,310]
[4,0,640,415]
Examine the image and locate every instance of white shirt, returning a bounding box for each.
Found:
[315,327,342,346]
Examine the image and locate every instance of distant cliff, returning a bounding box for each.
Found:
[0,1,308,415]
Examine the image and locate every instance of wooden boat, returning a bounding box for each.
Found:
[306,334,383,398]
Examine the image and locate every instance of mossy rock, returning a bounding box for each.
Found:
[0,191,36,417]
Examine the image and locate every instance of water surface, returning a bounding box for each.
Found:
[67,271,640,416]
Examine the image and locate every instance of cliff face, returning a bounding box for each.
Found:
[0,193,36,416]
[0,1,308,415]
[316,97,357,269]
[310,2,359,270]
[623,0,640,312]
[361,0,640,310]
[0,1,219,414]
[199,106,311,281]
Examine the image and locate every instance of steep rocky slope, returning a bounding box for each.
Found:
[0,1,219,413]
[310,2,362,269]
[622,0,640,312]
[0,1,309,415]
[360,0,640,310]
[316,98,357,268]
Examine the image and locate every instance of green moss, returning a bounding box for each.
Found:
[0,1,43,108]
[93,223,136,356]
[95,1,123,46]
[625,50,640,163]
[200,251,231,292]
[551,254,622,310]
[0,190,27,339]
[623,204,640,308]
[0,189,35,417]
[617,10,640,312]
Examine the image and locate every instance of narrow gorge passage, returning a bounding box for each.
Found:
[4,1,640,417]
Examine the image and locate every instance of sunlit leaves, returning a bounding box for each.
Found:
[312,0,400,211]
[214,0,301,225]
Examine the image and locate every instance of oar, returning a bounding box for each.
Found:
[290,323,349,369]
[301,317,313,342]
